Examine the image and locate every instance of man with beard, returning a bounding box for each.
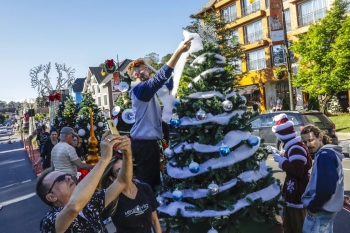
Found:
[301,125,344,233]
[127,38,193,192]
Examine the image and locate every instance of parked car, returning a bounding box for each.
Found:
[250,110,338,150]
[0,127,7,134]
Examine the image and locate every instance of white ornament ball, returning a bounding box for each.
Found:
[98,122,103,127]
[58,117,62,121]
[156,195,164,205]
[164,148,174,158]
[196,108,206,121]
[84,140,87,143]
[78,129,86,136]
[207,227,219,233]
[87,124,91,131]
[222,100,233,111]
[98,112,102,117]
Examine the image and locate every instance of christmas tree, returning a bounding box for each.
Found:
[114,72,134,133]
[53,96,78,131]
[76,92,107,152]
[156,43,282,233]
[327,95,342,113]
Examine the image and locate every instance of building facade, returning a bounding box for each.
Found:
[198,0,350,112]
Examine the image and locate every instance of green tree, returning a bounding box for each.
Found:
[35,97,46,108]
[157,43,281,233]
[307,96,320,111]
[144,52,160,69]
[34,113,46,121]
[76,93,107,153]
[53,96,78,132]
[291,0,350,113]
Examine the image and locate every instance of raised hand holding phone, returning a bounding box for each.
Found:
[107,120,119,135]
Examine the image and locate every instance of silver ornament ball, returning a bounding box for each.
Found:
[196,108,206,121]
[208,182,219,195]
[222,100,233,111]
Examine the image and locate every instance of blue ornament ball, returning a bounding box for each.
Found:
[189,161,200,173]
[219,144,230,157]
[172,188,183,201]
[59,121,65,127]
[170,115,181,128]
[174,98,181,106]
[247,136,259,146]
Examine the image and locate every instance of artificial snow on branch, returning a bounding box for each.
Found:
[167,140,260,179]
[187,90,238,100]
[179,111,244,127]
[188,68,225,88]
[157,182,281,217]
[161,161,268,199]
[190,53,226,67]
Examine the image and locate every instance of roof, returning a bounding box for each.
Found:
[72,78,85,92]
[89,67,105,84]
[195,0,216,15]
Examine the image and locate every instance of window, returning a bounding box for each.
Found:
[98,97,101,106]
[104,95,107,105]
[284,10,291,32]
[244,20,263,44]
[251,117,262,127]
[92,86,95,94]
[298,0,327,27]
[227,29,239,46]
[271,42,295,67]
[221,4,237,23]
[232,58,242,74]
[247,49,266,71]
[97,85,100,93]
[242,0,260,16]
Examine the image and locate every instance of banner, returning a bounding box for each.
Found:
[112,72,120,92]
[269,0,284,42]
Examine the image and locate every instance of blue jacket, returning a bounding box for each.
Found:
[302,144,344,213]
[130,65,173,140]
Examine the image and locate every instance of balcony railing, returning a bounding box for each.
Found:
[242,2,260,17]
[298,8,327,27]
[285,20,292,32]
[244,30,263,44]
[248,58,266,71]
[223,12,237,23]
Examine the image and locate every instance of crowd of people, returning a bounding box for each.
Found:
[32,36,348,233]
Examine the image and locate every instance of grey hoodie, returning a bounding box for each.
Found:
[302,144,344,213]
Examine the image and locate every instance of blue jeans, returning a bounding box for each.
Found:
[302,211,337,233]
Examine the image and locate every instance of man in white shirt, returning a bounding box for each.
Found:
[51,127,93,183]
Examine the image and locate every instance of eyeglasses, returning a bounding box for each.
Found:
[72,140,78,142]
[47,173,73,194]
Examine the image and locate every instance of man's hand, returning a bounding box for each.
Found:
[344,195,350,206]
[176,38,194,54]
[273,153,282,163]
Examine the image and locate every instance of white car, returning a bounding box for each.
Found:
[0,127,7,134]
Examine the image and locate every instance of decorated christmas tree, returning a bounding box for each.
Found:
[156,42,282,233]
[113,72,134,133]
[53,96,78,131]
[76,92,107,152]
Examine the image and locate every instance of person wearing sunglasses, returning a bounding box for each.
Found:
[51,127,94,184]
[100,155,161,233]
[37,131,133,233]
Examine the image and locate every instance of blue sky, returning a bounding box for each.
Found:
[0,0,205,102]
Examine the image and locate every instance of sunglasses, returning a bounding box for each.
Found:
[47,173,73,194]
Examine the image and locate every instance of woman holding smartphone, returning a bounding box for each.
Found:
[100,155,161,233]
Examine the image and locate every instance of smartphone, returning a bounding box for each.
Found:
[107,120,120,135]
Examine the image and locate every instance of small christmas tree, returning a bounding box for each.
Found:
[327,95,342,113]
[157,43,282,233]
[53,96,78,131]
[76,92,107,152]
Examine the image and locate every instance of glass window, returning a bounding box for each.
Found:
[97,85,100,93]
[248,49,266,71]
[232,58,242,74]
[98,97,101,106]
[284,10,291,32]
[298,0,327,27]
[271,42,294,66]
[92,86,95,94]
[244,20,263,44]
[242,0,260,16]
[222,4,237,23]
[104,95,107,105]
[251,117,262,127]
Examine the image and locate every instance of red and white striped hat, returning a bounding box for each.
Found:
[272,113,297,141]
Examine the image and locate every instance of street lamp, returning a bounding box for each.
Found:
[275,62,294,110]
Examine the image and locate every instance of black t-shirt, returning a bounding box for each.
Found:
[40,139,58,169]
[111,182,158,233]
[36,131,50,146]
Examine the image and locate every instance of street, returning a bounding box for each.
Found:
[0,130,349,232]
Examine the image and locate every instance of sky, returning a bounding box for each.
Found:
[0,0,206,103]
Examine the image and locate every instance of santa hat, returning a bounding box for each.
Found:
[272,113,297,141]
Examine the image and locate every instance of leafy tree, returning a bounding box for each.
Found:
[0,114,6,123]
[307,96,320,111]
[144,52,160,69]
[34,113,46,121]
[157,43,281,233]
[35,97,46,108]
[291,0,350,113]
[53,96,78,132]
